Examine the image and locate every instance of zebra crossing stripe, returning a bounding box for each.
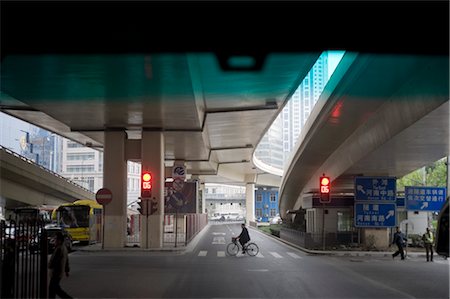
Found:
[195,250,302,259]
[269,252,283,258]
[286,252,302,259]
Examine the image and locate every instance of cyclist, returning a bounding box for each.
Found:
[236,223,250,254]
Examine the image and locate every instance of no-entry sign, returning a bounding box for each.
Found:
[96,188,113,205]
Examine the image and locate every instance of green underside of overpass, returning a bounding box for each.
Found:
[1,53,320,103]
[2,53,448,106]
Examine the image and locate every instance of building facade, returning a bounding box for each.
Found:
[204,184,246,219]
[254,187,279,222]
[58,139,141,205]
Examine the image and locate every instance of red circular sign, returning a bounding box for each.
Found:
[96,188,113,205]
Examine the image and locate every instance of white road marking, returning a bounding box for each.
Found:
[217,251,225,257]
[226,225,235,235]
[212,232,226,235]
[212,236,226,244]
[286,252,302,259]
[198,251,207,256]
[247,269,269,272]
[269,252,283,258]
[256,253,264,258]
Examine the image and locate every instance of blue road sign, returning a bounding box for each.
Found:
[355,202,397,227]
[355,177,396,201]
[405,186,447,211]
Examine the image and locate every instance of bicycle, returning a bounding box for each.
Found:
[226,237,259,256]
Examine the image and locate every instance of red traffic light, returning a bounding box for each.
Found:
[320,176,330,194]
[142,173,152,182]
[141,171,152,198]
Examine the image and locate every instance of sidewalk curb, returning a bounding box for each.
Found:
[250,226,428,258]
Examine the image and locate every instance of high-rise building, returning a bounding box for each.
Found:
[254,113,284,169]
[282,52,329,163]
[59,138,141,205]
[256,51,345,171]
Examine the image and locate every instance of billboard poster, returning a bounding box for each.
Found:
[165,181,197,213]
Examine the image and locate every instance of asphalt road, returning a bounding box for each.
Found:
[63,223,449,298]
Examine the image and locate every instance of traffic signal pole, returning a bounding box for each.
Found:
[322,202,325,250]
[319,174,330,250]
[146,199,149,249]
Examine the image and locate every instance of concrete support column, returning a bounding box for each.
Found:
[200,182,206,214]
[245,174,256,224]
[103,130,127,248]
[191,175,205,214]
[141,131,164,248]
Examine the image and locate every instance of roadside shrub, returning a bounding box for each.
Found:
[270,227,280,237]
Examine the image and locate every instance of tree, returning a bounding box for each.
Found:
[397,157,447,190]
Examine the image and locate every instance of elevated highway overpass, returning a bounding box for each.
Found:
[0,145,95,214]
[1,1,448,248]
[280,53,449,217]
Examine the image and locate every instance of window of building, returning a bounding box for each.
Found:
[86,177,95,191]
[67,153,95,160]
[67,141,84,148]
[270,193,276,202]
[337,211,352,232]
[255,209,262,217]
[270,209,276,217]
[256,194,262,202]
[66,165,95,173]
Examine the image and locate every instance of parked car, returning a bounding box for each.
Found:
[30,225,73,253]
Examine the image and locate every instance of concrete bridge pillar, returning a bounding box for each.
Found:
[140,130,164,249]
[245,174,256,224]
[103,130,127,248]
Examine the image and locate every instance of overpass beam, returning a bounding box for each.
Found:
[245,174,256,224]
[103,130,128,248]
[141,131,164,249]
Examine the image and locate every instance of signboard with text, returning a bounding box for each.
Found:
[354,177,396,201]
[405,186,447,211]
[354,202,396,227]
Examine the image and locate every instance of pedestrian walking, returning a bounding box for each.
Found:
[392,226,407,260]
[422,227,434,262]
[48,231,72,298]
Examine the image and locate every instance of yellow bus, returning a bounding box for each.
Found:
[52,199,102,244]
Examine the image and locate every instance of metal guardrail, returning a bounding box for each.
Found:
[1,219,48,298]
[0,145,94,194]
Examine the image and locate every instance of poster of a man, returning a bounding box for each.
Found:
[165,181,197,213]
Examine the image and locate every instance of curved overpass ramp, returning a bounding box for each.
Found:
[1,146,95,209]
[279,53,449,217]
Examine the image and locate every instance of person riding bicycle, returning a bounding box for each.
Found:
[236,223,250,254]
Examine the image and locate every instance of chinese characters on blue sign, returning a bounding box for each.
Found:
[405,186,447,211]
[355,177,396,201]
[354,177,397,228]
[355,203,397,227]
